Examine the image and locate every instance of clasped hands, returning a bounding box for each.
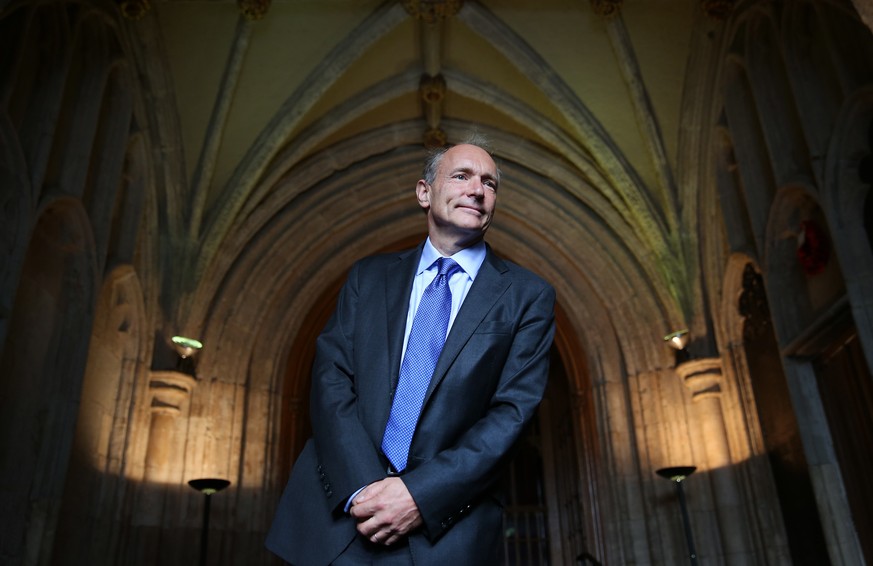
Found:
[349,476,423,546]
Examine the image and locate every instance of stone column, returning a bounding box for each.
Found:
[143,371,196,486]
[123,370,198,564]
[676,357,753,561]
[403,0,461,147]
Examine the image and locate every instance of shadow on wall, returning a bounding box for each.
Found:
[52,472,286,566]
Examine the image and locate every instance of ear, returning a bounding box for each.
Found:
[415,180,430,210]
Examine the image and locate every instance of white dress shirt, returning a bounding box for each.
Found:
[399,238,486,368]
[345,239,487,511]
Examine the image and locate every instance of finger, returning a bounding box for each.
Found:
[351,493,385,520]
[351,483,385,512]
[352,487,372,506]
[348,504,368,520]
[354,479,386,504]
[355,516,381,537]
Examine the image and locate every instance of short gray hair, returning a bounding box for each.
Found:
[422,133,501,185]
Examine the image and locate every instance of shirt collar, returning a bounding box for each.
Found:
[419,238,486,280]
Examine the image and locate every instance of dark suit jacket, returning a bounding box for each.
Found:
[266,243,556,566]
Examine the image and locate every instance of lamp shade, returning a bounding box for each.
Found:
[656,466,697,482]
[663,329,690,351]
[188,478,230,495]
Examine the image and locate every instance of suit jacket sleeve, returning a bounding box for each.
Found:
[402,273,556,541]
[308,260,387,513]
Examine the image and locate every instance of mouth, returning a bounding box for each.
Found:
[457,204,484,215]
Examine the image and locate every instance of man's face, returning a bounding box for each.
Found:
[417,144,499,248]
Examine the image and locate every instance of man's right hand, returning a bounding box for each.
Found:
[348,477,423,546]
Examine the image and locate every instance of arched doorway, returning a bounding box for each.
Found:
[501,346,597,566]
[279,276,600,565]
[0,202,96,563]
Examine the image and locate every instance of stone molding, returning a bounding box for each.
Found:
[238,0,271,21]
[148,370,197,415]
[675,357,723,401]
[402,0,462,23]
[590,0,622,19]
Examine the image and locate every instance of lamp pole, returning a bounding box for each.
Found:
[656,466,698,566]
[188,478,231,566]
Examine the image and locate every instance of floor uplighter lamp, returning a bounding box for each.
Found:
[188,478,231,566]
[656,466,698,566]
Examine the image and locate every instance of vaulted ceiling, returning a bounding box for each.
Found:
[156,0,694,195]
[129,0,733,371]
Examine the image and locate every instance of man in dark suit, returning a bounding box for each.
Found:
[266,138,556,565]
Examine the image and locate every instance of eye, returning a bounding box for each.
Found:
[453,173,468,180]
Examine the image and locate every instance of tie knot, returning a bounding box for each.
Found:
[435,257,460,278]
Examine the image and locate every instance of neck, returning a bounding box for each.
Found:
[429,233,484,257]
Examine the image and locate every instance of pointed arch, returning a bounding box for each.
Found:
[0,197,99,562]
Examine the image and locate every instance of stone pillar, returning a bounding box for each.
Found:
[143,371,196,486]
[121,371,198,564]
[403,0,462,147]
[676,357,754,561]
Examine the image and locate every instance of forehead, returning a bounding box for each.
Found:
[439,144,497,176]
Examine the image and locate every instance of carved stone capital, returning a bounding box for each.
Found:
[148,370,197,415]
[423,128,447,149]
[701,0,735,20]
[238,0,271,21]
[420,74,447,104]
[116,0,150,20]
[675,357,723,401]
[402,0,463,23]
[590,0,622,19]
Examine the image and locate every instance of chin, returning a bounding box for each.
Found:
[453,222,486,234]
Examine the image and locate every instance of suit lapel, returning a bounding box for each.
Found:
[385,245,422,389]
[423,248,510,404]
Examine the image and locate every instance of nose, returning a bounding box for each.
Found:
[470,177,485,197]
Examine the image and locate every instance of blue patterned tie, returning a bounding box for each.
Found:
[382,257,461,472]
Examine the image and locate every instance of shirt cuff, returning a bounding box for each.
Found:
[344,485,367,513]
